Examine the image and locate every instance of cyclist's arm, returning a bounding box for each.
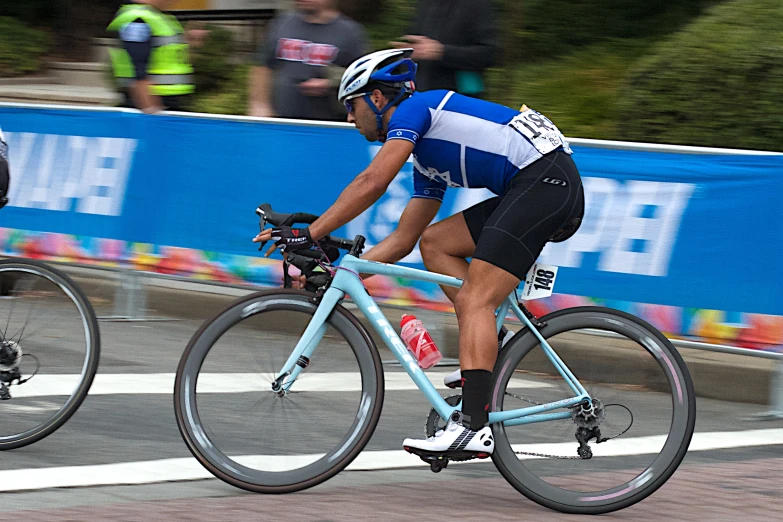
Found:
[363,197,441,264]
[308,139,414,240]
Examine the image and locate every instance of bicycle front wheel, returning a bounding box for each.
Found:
[174,290,384,493]
[0,259,100,450]
[491,306,695,514]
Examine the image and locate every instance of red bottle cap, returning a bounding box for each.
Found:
[400,314,417,327]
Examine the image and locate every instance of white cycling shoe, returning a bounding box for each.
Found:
[403,420,494,460]
[444,328,515,389]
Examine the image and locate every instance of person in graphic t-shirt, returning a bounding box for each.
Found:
[248,0,367,121]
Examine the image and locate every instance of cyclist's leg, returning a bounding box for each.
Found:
[420,202,517,390]
[456,261,521,369]
[419,211,481,302]
[456,151,585,430]
[455,260,521,431]
[404,153,583,457]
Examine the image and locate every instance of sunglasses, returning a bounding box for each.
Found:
[344,93,368,114]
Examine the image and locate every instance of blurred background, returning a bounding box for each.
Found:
[0,0,781,149]
[0,2,782,519]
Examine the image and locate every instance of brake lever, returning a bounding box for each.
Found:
[257,211,269,251]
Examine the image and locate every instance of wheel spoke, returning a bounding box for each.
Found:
[492,307,695,514]
[175,293,382,492]
[0,261,99,450]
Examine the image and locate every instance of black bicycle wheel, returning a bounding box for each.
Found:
[491,306,695,514]
[174,290,384,493]
[0,259,100,450]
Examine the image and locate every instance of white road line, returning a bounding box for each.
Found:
[1,372,552,398]
[1,429,781,492]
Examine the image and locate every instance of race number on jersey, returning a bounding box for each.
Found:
[509,109,572,156]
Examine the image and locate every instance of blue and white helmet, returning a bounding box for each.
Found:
[338,48,417,104]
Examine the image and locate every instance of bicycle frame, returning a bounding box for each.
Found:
[275,254,590,427]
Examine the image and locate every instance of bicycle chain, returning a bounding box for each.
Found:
[425,392,622,461]
[504,392,585,460]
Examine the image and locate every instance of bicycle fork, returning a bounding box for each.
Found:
[270,288,345,395]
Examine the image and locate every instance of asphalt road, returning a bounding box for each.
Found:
[1,307,782,521]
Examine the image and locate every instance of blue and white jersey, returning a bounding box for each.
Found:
[386,90,572,202]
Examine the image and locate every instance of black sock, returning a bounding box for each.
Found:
[461,369,492,431]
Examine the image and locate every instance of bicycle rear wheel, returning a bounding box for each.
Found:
[174,290,384,493]
[0,259,100,450]
[491,306,695,514]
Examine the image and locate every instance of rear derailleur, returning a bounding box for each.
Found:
[572,399,610,459]
[0,340,38,400]
[574,426,609,459]
[0,367,23,400]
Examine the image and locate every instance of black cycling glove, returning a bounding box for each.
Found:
[271,226,313,252]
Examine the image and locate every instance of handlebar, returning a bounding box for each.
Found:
[256,203,367,293]
[256,203,319,227]
[256,203,365,257]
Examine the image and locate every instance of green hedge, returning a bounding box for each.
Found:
[187,25,247,115]
[190,24,236,93]
[363,1,716,60]
[617,0,783,151]
[188,65,249,116]
[0,17,49,77]
[512,0,717,60]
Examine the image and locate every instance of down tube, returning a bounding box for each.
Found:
[343,279,454,420]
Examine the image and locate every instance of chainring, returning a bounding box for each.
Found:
[426,394,461,437]
[424,395,482,462]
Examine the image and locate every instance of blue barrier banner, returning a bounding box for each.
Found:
[1,105,782,317]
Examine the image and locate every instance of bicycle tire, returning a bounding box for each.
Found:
[174,289,384,493]
[0,259,100,450]
[491,306,696,514]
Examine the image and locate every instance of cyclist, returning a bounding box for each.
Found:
[254,48,584,460]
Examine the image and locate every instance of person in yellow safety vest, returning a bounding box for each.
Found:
[107,0,198,113]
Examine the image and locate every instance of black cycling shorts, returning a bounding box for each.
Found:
[463,150,584,281]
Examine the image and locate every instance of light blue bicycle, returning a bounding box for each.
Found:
[174,204,696,514]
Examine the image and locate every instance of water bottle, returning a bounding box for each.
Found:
[400,314,442,369]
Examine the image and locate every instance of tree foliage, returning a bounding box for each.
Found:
[617,0,783,151]
[0,17,49,78]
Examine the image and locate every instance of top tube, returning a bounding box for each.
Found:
[338,255,464,289]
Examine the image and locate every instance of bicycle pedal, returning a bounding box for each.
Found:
[404,445,491,467]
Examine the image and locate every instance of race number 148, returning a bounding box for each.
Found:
[521,263,559,300]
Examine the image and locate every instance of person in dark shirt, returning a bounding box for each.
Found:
[248,0,367,121]
[392,0,499,98]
